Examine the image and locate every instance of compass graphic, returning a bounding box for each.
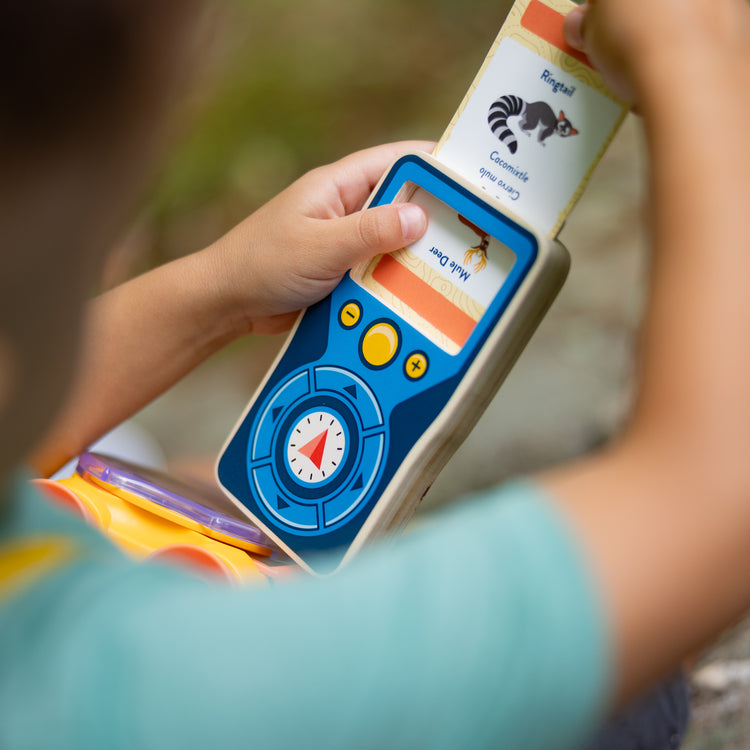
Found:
[285,411,347,485]
[239,366,386,542]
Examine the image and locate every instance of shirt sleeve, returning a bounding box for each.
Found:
[0,478,611,750]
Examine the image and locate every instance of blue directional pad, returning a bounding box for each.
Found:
[322,433,384,527]
[246,366,387,536]
[313,366,383,429]
[252,465,318,531]
[252,371,310,461]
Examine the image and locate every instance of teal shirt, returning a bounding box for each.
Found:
[0,474,610,749]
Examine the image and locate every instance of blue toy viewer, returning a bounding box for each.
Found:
[218,152,556,574]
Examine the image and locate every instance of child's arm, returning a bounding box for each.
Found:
[544,0,750,703]
[29,141,431,476]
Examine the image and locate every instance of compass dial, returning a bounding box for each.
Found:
[285,411,347,485]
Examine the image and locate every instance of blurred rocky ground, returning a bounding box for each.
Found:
[683,618,750,749]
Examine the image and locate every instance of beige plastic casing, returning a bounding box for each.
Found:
[343,153,569,564]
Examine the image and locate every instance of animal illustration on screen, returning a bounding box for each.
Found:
[458,215,489,273]
[488,94,578,154]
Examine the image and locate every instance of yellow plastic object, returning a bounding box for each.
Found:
[360,321,400,367]
[35,475,279,586]
[404,352,429,380]
[339,301,362,329]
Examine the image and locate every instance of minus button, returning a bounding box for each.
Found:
[339,301,362,329]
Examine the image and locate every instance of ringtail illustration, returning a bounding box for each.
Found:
[488,94,578,154]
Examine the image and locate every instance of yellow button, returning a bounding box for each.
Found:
[404,352,429,380]
[339,302,362,329]
[361,322,400,368]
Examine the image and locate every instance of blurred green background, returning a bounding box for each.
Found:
[133,0,516,271]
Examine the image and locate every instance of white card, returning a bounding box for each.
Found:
[434,0,628,236]
[438,38,623,235]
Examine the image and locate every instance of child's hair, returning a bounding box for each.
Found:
[0,0,193,161]
[0,0,200,480]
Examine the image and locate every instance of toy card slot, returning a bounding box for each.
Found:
[355,183,517,355]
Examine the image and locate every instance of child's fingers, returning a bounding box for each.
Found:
[318,202,427,270]
[563,4,589,51]
[336,141,436,187]
[320,141,436,215]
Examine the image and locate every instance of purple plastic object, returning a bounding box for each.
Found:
[76,452,276,552]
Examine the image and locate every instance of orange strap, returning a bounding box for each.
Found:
[521,0,592,68]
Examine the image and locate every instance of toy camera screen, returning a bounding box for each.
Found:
[356,187,516,354]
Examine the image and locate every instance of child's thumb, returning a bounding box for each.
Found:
[330,203,427,266]
[563,4,588,52]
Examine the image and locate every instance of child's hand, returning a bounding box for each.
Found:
[564,0,750,107]
[204,141,433,336]
[29,142,432,474]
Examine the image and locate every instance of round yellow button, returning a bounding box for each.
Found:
[339,302,362,329]
[361,322,400,368]
[404,352,429,380]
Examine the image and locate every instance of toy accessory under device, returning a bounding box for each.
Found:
[36,453,292,584]
[218,0,627,574]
